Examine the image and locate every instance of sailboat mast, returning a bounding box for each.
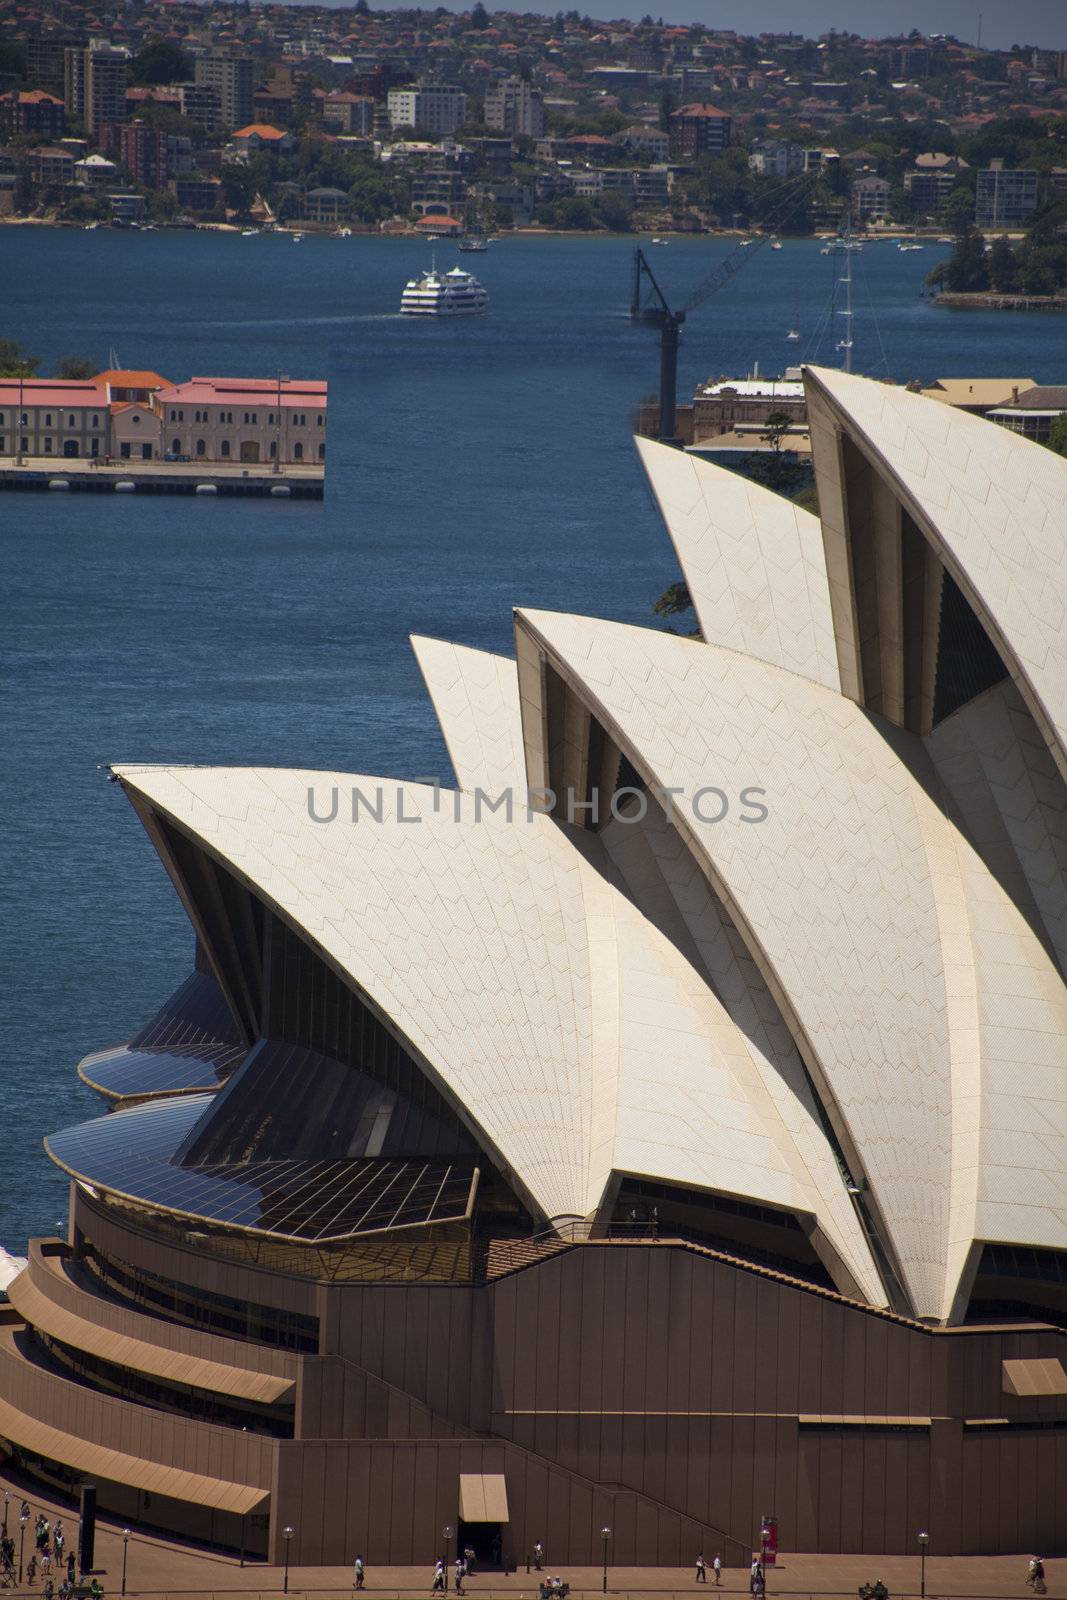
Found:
[841,213,854,374]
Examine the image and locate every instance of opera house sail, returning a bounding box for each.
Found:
[4,368,1067,1562]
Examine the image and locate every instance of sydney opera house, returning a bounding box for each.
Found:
[3,367,1067,1566]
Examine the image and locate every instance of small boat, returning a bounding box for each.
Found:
[899,242,924,252]
[291,232,304,243]
[458,235,488,252]
[335,227,352,239]
[786,329,800,341]
[771,239,783,250]
[400,263,487,316]
[739,238,752,246]
[651,236,668,245]
[241,228,259,237]
[424,232,441,241]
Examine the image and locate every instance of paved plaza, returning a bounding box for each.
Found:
[0,1471,1050,1600]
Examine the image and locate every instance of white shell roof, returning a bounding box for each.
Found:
[515,606,1067,1320]
[112,762,880,1292]
[411,636,527,795]
[634,437,840,691]
[805,365,1067,787]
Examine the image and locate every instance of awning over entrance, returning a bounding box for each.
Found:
[458,1473,509,1523]
[1002,1357,1067,1397]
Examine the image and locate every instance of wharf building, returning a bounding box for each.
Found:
[0,373,326,468]
[4,371,1067,1564]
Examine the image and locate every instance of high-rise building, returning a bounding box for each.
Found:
[483,75,544,139]
[387,83,467,137]
[64,44,129,137]
[193,54,254,132]
[975,160,1040,228]
[26,35,80,94]
[177,81,223,134]
[668,102,731,159]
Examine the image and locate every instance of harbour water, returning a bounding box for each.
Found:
[2,227,1063,1252]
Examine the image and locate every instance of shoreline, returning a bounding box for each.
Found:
[0,216,967,243]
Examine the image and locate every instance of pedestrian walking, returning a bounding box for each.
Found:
[712,1555,722,1586]
[533,1542,545,1572]
[464,1545,476,1577]
[353,1555,365,1590]
[455,1557,465,1595]
[53,1524,64,1565]
[66,1553,76,1586]
[432,1558,446,1593]
[695,1553,708,1584]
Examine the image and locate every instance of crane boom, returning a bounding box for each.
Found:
[632,170,820,446]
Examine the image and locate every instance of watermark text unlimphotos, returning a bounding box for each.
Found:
[307,782,769,827]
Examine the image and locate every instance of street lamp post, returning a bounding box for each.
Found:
[600,1526,611,1595]
[918,1531,929,1599]
[18,1505,29,1583]
[121,1529,131,1596]
[443,1525,454,1592]
[2,1491,8,1536]
[274,373,290,473]
[282,1525,294,1595]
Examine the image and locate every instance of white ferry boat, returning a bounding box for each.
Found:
[400,264,488,316]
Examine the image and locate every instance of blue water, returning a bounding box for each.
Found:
[2,227,1062,1253]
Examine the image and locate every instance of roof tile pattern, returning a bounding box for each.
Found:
[634,438,841,692]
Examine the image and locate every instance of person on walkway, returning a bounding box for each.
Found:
[432,1558,446,1593]
[1027,1557,1046,1594]
[712,1555,722,1585]
[53,1524,64,1565]
[455,1557,465,1595]
[353,1555,365,1590]
[490,1534,502,1569]
[66,1553,76,1586]
[695,1554,707,1583]
[533,1542,545,1572]
[750,1556,764,1596]
[464,1545,476,1577]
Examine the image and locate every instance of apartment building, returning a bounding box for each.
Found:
[0,89,66,139]
[976,160,1040,227]
[177,81,223,133]
[668,103,731,159]
[64,44,129,136]
[851,173,891,223]
[193,53,254,132]
[387,83,467,137]
[322,91,375,135]
[484,75,544,139]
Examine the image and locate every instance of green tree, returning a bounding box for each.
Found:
[55,357,97,379]
[470,1,490,26]
[987,236,1019,292]
[0,340,38,377]
[553,195,595,229]
[943,225,989,293]
[652,579,700,636]
[1047,414,1067,459]
[130,39,192,85]
[941,184,975,231]
[595,190,633,232]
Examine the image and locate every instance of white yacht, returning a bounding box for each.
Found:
[400,264,488,316]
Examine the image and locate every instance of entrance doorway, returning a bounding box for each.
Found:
[457,1522,503,1572]
[63,439,79,458]
[240,440,260,463]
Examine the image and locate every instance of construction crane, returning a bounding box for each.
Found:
[631,172,818,445]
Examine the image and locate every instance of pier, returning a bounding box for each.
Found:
[0,457,324,498]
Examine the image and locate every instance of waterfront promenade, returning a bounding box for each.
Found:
[0,1472,1047,1600]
